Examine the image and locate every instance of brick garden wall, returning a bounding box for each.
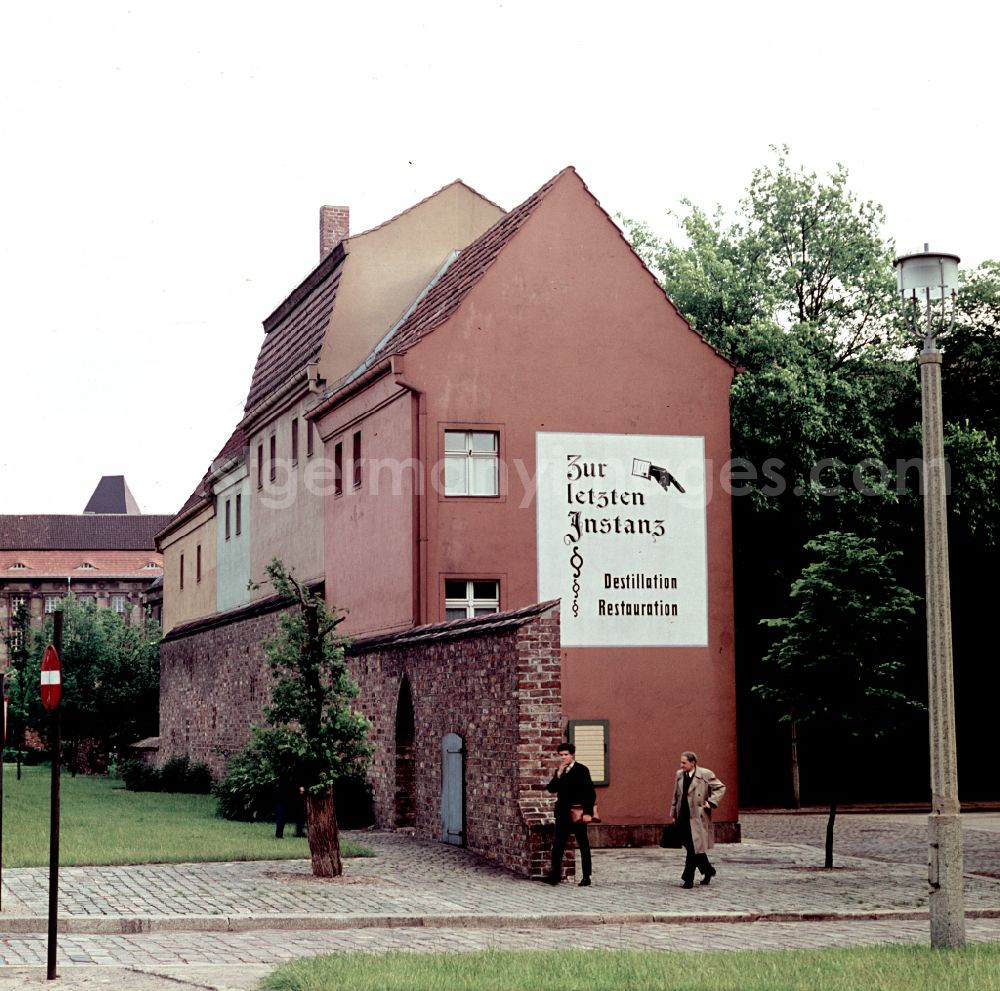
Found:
[159,597,570,878]
[348,601,566,878]
[159,607,281,775]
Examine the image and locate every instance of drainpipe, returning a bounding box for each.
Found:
[391,356,424,627]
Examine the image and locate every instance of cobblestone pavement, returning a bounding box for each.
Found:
[741,811,1000,878]
[0,813,997,990]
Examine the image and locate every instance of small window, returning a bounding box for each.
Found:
[291,417,299,463]
[444,579,500,620]
[180,553,185,590]
[7,562,27,571]
[111,594,128,615]
[235,493,242,536]
[142,562,160,570]
[257,443,264,488]
[568,720,610,787]
[196,544,202,583]
[225,498,232,540]
[444,430,499,496]
[306,420,314,458]
[76,562,95,571]
[77,594,95,607]
[269,435,277,482]
[44,595,60,613]
[352,431,362,488]
[9,594,27,612]
[334,442,343,497]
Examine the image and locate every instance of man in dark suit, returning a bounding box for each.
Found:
[543,742,596,886]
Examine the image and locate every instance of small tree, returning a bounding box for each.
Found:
[754,532,922,866]
[253,559,371,877]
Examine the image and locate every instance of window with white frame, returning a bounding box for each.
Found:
[444,430,499,496]
[444,579,500,620]
[8,563,27,571]
[44,596,60,613]
[77,594,95,606]
[111,594,129,614]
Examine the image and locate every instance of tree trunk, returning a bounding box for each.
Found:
[789,718,801,809]
[825,799,837,869]
[305,786,342,877]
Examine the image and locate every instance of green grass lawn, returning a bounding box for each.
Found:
[263,945,1000,991]
[0,764,372,867]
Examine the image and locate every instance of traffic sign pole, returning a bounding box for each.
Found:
[46,610,63,981]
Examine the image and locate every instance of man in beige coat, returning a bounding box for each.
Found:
[668,751,726,888]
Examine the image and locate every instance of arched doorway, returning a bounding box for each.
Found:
[394,677,416,828]
[441,732,465,846]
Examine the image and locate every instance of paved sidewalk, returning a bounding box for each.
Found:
[0,813,998,990]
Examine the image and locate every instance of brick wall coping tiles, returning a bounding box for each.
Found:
[161,579,324,643]
[347,599,560,653]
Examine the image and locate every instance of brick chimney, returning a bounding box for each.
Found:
[320,205,350,259]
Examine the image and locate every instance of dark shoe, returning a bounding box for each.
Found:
[578,877,591,887]
[700,866,717,885]
[541,874,560,885]
[682,879,694,889]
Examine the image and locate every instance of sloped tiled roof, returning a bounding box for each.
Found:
[244,243,346,413]
[83,475,141,514]
[372,169,569,362]
[171,425,248,521]
[0,516,172,551]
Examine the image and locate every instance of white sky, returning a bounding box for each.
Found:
[2,0,997,515]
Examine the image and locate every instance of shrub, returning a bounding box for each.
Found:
[119,758,161,792]
[214,744,276,821]
[214,739,373,827]
[159,755,214,794]
[3,747,45,766]
[119,755,214,793]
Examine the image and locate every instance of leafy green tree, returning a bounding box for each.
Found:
[744,148,899,361]
[3,600,34,777]
[755,532,922,865]
[624,145,900,364]
[23,598,160,772]
[249,559,371,877]
[944,260,1000,442]
[621,148,1000,806]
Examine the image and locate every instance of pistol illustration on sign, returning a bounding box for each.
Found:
[632,458,686,494]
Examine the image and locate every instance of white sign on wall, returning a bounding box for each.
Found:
[536,432,708,647]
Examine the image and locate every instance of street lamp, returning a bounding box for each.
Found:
[893,245,965,948]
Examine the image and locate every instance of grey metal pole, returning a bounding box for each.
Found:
[919,340,966,948]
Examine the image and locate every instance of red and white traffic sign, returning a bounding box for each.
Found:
[41,644,62,711]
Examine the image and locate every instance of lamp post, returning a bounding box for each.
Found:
[893,245,965,948]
